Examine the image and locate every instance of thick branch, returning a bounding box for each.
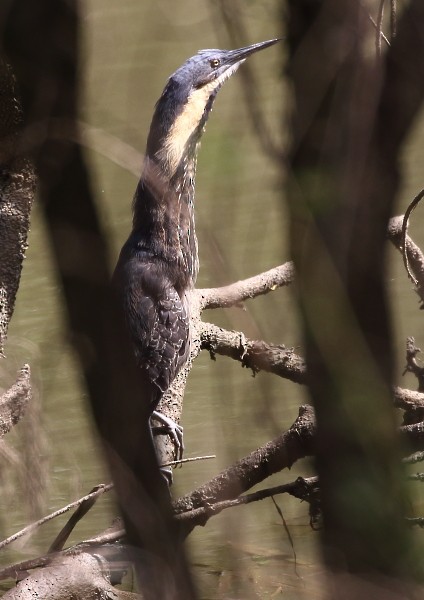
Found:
[173,405,315,521]
[394,386,424,410]
[200,321,307,383]
[197,262,294,309]
[1,553,141,600]
[0,61,35,354]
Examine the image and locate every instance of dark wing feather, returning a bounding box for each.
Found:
[114,252,190,404]
[133,285,190,392]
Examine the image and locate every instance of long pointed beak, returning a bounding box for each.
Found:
[223,38,281,66]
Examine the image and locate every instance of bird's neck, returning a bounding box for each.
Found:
[131,144,200,285]
[130,82,218,285]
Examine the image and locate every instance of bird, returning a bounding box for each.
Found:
[113,38,279,479]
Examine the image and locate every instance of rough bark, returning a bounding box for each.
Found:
[0,59,35,355]
[0,364,31,436]
[173,405,315,519]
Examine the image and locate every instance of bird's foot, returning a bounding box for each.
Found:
[151,411,184,461]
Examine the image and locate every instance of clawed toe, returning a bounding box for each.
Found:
[151,411,184,461]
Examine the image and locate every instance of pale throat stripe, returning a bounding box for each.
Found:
[156,62,241,175]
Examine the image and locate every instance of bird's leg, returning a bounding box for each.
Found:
[151,411,184,461]
[147,420,174,488]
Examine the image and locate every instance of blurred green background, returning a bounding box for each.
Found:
[1,1,424,597]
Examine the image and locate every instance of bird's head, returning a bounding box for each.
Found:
[146,39,279,176]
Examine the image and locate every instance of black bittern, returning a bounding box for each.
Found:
[113,39,279,478]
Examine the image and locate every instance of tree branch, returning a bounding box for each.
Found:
[197,262,294,309]
[0,365,31,437]
[394,386,424,410]
[0,483,113,552]
[200,321,307,383]
[1,553,141,600]
[0,61,35,356]
[173,405,315,527]
[174,476,318,530]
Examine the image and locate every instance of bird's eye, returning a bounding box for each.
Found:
[209,58,220,68]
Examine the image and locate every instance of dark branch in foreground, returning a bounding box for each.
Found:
[0,60,35,356]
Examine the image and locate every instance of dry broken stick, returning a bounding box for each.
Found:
[0,483,113,552]
[48,484,114,553]
[0,365,31,437]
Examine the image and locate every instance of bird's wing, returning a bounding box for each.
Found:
[123,262,190,396]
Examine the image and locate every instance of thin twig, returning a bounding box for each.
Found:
[48,484,111,553]
[390,0,397,38]
[162,454,216,467]
[401,189,424,287]
[368,13,391,47]
[407,473,424,482]
[271,496,299,577]
[376,0,385,57]
[175,477,318,523]
[0,483,113,551]
[406,517,424,528]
